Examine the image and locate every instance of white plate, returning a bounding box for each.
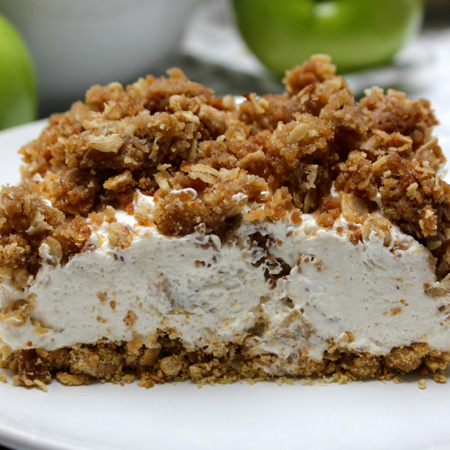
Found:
[0,121,450,450]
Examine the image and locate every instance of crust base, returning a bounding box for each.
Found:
[2,335,448,388]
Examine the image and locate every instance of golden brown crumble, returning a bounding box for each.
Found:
[0,55,447,285]
[123,310,138,327]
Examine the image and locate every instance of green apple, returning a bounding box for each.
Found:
[0,14,37,130]
[232,0,424,75]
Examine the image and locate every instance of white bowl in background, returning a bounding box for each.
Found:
[0,0,202,115]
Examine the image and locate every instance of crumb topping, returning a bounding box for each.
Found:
[1,55,450,287]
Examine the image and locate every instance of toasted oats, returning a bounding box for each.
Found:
[185,163,220,185]
[56,372,90,386]
[85,133,123,153]
[287,122,309,144]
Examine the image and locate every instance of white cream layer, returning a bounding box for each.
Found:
[1,195,450,364]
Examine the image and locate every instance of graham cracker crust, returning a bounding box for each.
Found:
[2,336,448,389]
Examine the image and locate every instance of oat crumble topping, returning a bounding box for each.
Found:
[0,55,448,286]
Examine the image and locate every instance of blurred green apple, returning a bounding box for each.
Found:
[232,0,424,75]
[0,14,37,130]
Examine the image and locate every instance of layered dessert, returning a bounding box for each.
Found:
[1,55,450,389]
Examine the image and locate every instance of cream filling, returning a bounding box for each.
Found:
[1,195,450,366]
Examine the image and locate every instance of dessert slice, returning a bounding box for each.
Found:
[1,55,450,388]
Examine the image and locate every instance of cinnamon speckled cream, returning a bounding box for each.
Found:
[1,193,449,371]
